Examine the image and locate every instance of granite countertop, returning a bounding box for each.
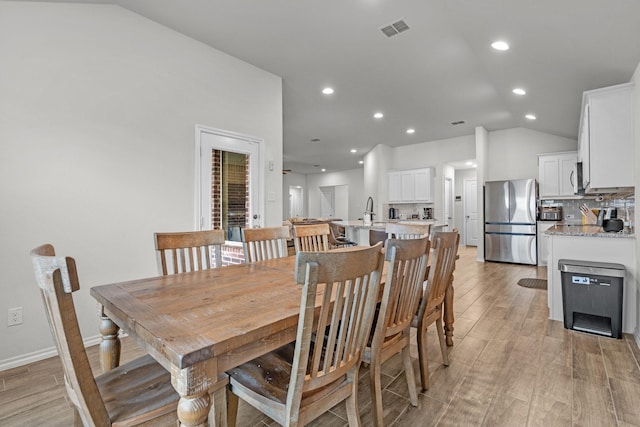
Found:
[545,224,635,238]
[335,219,439,230]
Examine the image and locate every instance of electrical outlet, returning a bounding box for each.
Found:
[8,307,22,326]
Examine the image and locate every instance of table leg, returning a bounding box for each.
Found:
[98,304,120,372]
[443,277,454,346]
[172,361,224,427]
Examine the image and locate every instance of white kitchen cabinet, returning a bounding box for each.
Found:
[578,83,634,192]
[388,168,433,203]
[538,152,577,198]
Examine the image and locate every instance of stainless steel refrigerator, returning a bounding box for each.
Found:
[484,179,537,265]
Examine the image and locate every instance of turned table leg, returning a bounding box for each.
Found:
[98,304,120,372]
[172,360,226,427]
[443,276,455,346]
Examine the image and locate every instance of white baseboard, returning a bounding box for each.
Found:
[634,328,640,350]
[0,335,102,371]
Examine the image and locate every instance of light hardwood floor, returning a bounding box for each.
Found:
[3,245,640,426]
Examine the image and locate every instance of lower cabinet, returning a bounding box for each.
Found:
[536,221,556,266]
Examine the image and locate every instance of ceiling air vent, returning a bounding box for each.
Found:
[451,120,466,126]
[380,19,410,38]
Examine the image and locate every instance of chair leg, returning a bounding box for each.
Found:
[401,345,418,406]
[345,371,362,427]
[369,360,384,427]
[416,323,430,392]
[435,316,449,366]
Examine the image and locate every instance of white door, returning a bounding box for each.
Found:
[320,186,335,218]
[197,126,263,232]
[464,179,478,246]
[444,177,453,230]
[289,186,303,218]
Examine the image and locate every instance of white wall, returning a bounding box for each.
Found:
[306,169,365,220]
[392,135,476,171]
[0,2,283,365]
[364,144,394,216]
[486,127,577,181]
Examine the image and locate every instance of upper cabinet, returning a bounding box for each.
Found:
[388,168,433,203]
[578,83,634,193]
[538,152,577,198]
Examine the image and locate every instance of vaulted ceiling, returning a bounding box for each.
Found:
[30,0,640,173]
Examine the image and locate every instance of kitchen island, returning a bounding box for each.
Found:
[545,224,636,334]
[334,219,443,246]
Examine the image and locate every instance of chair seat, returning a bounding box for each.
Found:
[96,354,179,425]
[228,343,346,406]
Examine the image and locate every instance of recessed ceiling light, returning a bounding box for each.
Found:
[374,112,384,119]
[465,161,473,166]
[321,168,326,172]
[322,87,334,95]
[472,164,478,168]
[359,160,364,164]
[491,41,509,51]
[525,114,537,120]
[350,149,357,153]
[406,128,415,134]
[512,88,526,95]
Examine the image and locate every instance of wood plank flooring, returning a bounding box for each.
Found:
[3,245,640,426]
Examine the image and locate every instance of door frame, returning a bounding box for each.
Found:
[195,124,265,231]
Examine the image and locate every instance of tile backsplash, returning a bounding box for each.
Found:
[540,196,635,229]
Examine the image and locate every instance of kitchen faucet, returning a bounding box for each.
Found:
[363,196,375,225]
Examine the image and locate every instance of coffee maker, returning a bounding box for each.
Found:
[423,207,433,220]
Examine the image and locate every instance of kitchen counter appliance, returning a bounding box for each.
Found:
[539,206,562,221]
[484,179,538,265]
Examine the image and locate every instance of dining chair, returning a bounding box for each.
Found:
[242,226,291,262]
[385,222,431,240]
[363,237,430,427]
[154,229,225,275]
[227,243,385,427]
[369,229,387,247]
[328,222,356,248]
[292,223,330,253]
[412,231,460,391]
[30,244,179,426]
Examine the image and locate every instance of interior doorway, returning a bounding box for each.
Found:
[464,179,478,246]
[319,185,349,219]
[289,186,303,218]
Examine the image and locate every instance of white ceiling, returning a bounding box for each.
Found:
[30,0,640,174]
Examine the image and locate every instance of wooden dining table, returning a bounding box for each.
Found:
[90,253,456,427]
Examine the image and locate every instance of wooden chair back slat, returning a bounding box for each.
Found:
[241,226,290,263]
[292,223,330,253]
[385,222,431,240]
[30,245,110,427]
[154,229,225,275]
